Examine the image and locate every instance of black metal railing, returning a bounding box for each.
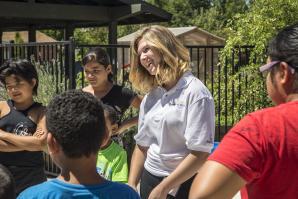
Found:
[0,40,76,177]
[0,41,260,177]
[0,40,76,93]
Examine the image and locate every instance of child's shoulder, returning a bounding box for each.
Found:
[107,181,140,198]
[0,100,9,116]
[30,102,46,118]
[110,141,126,152]
[0,100,8,107]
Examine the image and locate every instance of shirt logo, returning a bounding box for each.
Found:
[13,122,30,136]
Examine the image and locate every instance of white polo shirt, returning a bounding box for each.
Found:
[135,71,215,177]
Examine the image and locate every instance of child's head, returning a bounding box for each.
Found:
[0,59,38,102]
[82,47,113,86]
[102,104,120,137]
[46,90,106,162]
[0,164,15,199]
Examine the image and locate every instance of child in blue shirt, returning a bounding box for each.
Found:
[18,90,140,199]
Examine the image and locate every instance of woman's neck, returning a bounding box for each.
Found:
[92,82,113,98]
[12,98,34,110]
[84,81,113,99]
[162,78,179,91]
[93,81,113,93]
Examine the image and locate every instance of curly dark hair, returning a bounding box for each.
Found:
[46,90,106,158]
[0,164,15,199]
[102,104,121,125]
[0,59,39,95]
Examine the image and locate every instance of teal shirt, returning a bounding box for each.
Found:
[96,141,128,183]
[18,179,140,199]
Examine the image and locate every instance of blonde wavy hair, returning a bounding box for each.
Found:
[129,25,191,93]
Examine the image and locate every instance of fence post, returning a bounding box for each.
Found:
[0,30,3,64]
[8,40,15,59]
[68,37,76,89]
[108,21,118,82]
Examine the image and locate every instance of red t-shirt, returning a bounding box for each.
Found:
[209,101,298,199]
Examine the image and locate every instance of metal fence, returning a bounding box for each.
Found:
[0,41,76,177]
[76,44,257,141]
[0,41,260,176]
[0,40,76,93]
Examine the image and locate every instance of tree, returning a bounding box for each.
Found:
[218,0,298,121]
[15,32,24,44]
[148,0,249,38]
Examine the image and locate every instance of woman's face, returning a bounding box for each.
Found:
[137,38,161,75]
[84,62,111,88]
[5,75,35,104]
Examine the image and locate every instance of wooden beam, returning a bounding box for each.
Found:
[28,26,36,42]
[0,1,110,22]
[0,30,3,64]
[139,2,172,20]
[110,2,171,23]
[110,6,135,21]
[64,26,75,41]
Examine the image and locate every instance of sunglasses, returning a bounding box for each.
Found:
[259,61,296,77]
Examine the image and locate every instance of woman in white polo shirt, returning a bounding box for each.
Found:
[128,25,215,199]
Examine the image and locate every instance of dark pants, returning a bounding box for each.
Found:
[140,169,196,199]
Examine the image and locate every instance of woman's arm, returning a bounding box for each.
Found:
[116,116,138,135]
[148,150,209,199]
[0,107,47,152]
[189,161,246,199]
[116,95,142,134]
[128,144,148,190]
[0,128,47,152]
[0,139,26,152]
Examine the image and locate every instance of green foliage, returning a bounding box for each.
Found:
[0,87,8,101]
[40,29,64,41]
[218,0,298,123]
[15,32,24,44]
[30,55,66,105]
[0,63,61,106]
[74,28,108,45]
[118,24,144,38]
[41,27,109,44]
[35,64,62,105]
[148,0,249,38]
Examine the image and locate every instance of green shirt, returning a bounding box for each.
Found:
[96,141,128,183]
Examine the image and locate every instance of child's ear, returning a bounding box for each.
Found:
[31,78,37,87]
[47,133,60,155]
[106,65,112,74]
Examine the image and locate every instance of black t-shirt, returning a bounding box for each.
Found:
[0,100,46,195]
[101,84,136,117]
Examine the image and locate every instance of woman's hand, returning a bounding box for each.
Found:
[33,128,46,138]
[127,183,138,193]
[148,183,169,199]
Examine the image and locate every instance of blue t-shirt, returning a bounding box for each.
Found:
[17,178,140,199]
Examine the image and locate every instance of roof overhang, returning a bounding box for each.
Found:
[0,0,172,31]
